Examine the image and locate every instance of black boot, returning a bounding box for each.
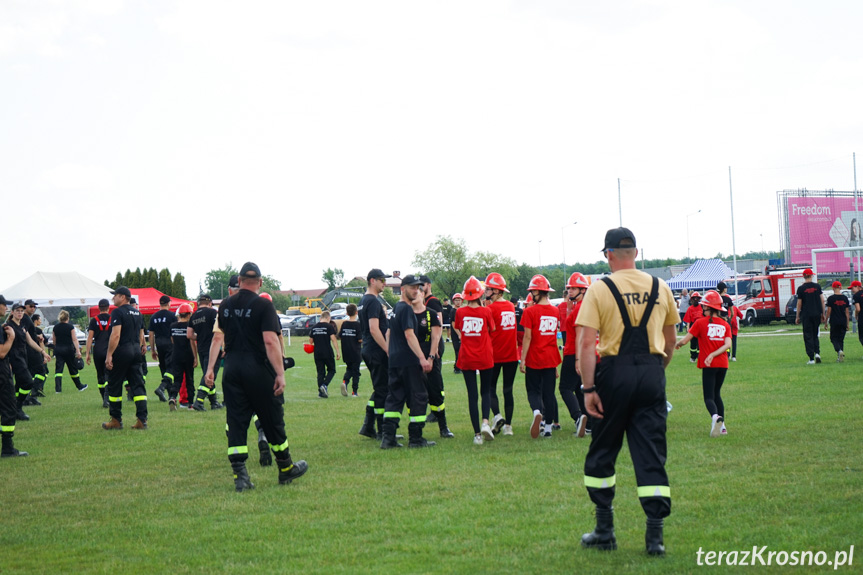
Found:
[380,418,403,449]
[408,421,436,448]
[1,433,27,457]
[426,411,438,424]
[581,506,617,550]
[375,413,384,441]
[101,388,109,408]
[258,429,272,467]
[231,461,255,492]
[277,455,308,485]
[358,406,377,439]
[645,518,665,556]
[154,383,168,402]
[16,397,29,421]
[437,409,454,438]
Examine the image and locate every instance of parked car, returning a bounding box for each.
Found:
[43,324,88,349]
[786,289,852,325]
[291,314,321,337]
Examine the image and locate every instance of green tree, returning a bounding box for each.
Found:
[381,287,399,308]
[346,277,367,289]
[172,273,188,300]
[413,236,519,300]
[321,268,345,291]
[204,264,239,299]
[158,268,172,294]
[262,275,281,294]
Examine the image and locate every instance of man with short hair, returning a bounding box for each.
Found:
[0,295,28,456]
[206,262,308,491]
[102,287,148,430]
[357,269,391,440]
[149,295,176,402]
[418,275,447,431]
[576,227,677,556]
[309,311,340,398]
[188,294,223,409]
[87,299,113,407]
[795,268,825,365]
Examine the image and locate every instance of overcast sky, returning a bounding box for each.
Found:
[3,0,862,294]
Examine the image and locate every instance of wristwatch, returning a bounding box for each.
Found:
[580,385,597,393]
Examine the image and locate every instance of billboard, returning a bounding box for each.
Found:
[786,195,863,272]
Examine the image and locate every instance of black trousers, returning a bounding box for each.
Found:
[10,354,34,402]
[155,339,173,378]
[829,323,847,354]
[107,344,147,422]
[584,354,670,520]
[425,356,445,410]
[801,316,821,359]
[525,367,558,425]
[224,352,291,464]
[27,353,47,391]
[558,355,585,422]
[168,356,196,401]
[384,364,429,422]
[197,347,220,391]
[702,367,726,418]
[54,348,79,377]
[462,368,493,434]
[315,355,336,388]
[491,361,517,424]
[342,360,361,392]
[362,349,389,417]
[0,368,17,438]
[731,334,738,358]
[93,349,108,387]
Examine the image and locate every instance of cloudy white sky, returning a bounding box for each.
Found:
[3,0,862,294]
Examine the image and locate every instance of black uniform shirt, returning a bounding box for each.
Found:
[424,295,445,356]
[53,323,76,352]
[359,294,388,355]
[88,313,112,354]
[415,307,441,358]
[190,307,218,352]
[0,322,11,375]
[170,320,192,364]
[217,290,280,361]
[110,304,143,347]
[853,291,863,318]
[796,282,824,318]
[4,319,29,370]
[388,301,419,368]
[826,294,850,326]
[149,309,177,343]
[310,321,336,359]
[441,304,453,326]
[22,313,41,360]
[338,320,362,364]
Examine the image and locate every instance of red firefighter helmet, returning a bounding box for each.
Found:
[260,293,273,301]
[566,272,590,289]
[689,291,701,300]
[177,303,193,315]
[527,274,555,292]
[452,293,463,301]
[462,276,484,301]
[484,272,510,293]
[303,342,315,354]
[700,290,723,311]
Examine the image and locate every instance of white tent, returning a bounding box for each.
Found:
[1,271,113,307]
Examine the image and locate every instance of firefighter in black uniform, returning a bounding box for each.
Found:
[357,268,391,440]
[412,279,453,438]
[149,295,176,402]
[205,262,308,491]
[102,286,148,430]
[576,228,678,557]
[418,275,450,434]
[188,294,223,410]
[23,300,48,401]
[167,304,196,410]
[86,299,112,407]
[0,295,28,456]
[6,302,50,421]
[795,268,825,364]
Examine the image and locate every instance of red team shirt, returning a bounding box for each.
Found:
[563,301,581,356]
[688,317,731,369]
[520,303,562,369]
[488,300,518,363]
[453,305,495,371]
[683,305,704,324]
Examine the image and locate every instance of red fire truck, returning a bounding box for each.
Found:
[723,267,812,326]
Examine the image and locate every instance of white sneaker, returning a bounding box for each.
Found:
[541,423,552,437]
[720,424,728,435]
[710,414,723,438]
[502,424,513,436]
[481,422,495,442]
[473,434,483,445]
[491,413,505,434]
[730,357,737,362]
[530,410,543,439]
[839,350,845,362]
[815,354,822,364]
[340,381,348,396]
[575,415,587,438]
[690,358,697,363]
[806,360,815,365]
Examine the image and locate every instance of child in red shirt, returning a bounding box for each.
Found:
[484,272,518,436]
[675,291,731,437]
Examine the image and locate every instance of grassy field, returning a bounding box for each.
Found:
[2,326,862,574]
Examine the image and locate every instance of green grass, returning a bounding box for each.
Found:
[2,328,861,574]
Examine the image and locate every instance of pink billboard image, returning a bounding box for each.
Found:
[787,196,863,272]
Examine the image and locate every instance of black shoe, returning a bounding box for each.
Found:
[440,428,455,438]
[192,401,206,412]
[24,397,41,406]
[645,518,665,556]
[278,460,308,485]
[408,438,436,448]
[16,410,30,421]
[154,385,168,402]
[426,411,438,424]
[77,384,88,392]
[102,392,109,408]
[552,423,561,431]
[35,389,46,398]
[258,439,272,467]
[232,465,255,492]
[453,368,462,374]
[358,424,377,439]
[380,434,403,449]
[210,401,224,410]
[1,449,29,457]
[581,507,617,551]
[319,385,328,398]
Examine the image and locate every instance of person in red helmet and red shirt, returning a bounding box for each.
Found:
[824,280,851,362]
[675,290,732,437]
[452,276,496,445]
[682,291,703,362]
[484,272,518,437]
[560,272,590,437]
[519,274,561,438]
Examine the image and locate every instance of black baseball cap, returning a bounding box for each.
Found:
[13,301,26,310]
[367,269,392,281]
[197,293,213,302]
[240,262,262,278]
[112,286,132,298]
[0,295,13,306]
[716,282,727,292]
[159,295,171,305]
[418,275,431,285]
[228,274,240,288]
[24,299,38,307]
[400,275,423,287]
[602,227,637,251]
[98,298,110,308]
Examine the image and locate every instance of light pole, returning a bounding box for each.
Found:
[561,221,577,286]
[686,210,702,261]
[760,233,764,254]
[538,240,543,268]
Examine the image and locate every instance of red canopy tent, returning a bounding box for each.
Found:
[88,288,196,317]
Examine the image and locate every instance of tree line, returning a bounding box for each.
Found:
[105,268,188,300]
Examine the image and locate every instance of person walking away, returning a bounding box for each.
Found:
[485,272,518,436]
[560,272,590,437]
[86,299,112,407]
[795,268,825,364]
[149,295,176,402]
[166,304,197,411]
[410,283,453,438]
[102,287,148,430]
[453,276,496,444]
[519,275,561,438]
[576,227,677,556]
[851,280,863,356]
[675,291,732,437]
[52,310,86,393]
[0,295,28,456]
[682,292,703,362]
[824,281,851,362]
[337,304,362,397]
[357,269,391,440]
[309,311,340,398]
[188,294,223,409]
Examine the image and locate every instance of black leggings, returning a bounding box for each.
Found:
[490,361,517,424]
[702,367,726,418]
[462,368,493,434]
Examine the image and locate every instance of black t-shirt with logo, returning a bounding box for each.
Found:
[149,309,177,343]
[389,301,419,368]
[359,294,388,356]
[170,320,193,364]
[53,322,76,353]
[310,321,336,359]
[217,289,280,362]
[796,282,824,318]
[826,294,851,326]
[190,306,218,353]
[88,313,112,354]
[338,320,362,363]
[424,295,445,356]
[415,307,441,358]
[110,304,143,347]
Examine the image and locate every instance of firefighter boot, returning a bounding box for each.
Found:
[380,418,403,449]
[358,406,377,439]
[258,428,272,467]
[101,387,109,408]
[232,461,255,492]
[192,389,207,411]
[276,455,308,485]
[437,409,454,438]
[645,518,665,556]
[101,417,123,430]
[1,432,28,457]
[408,422,436,448]
[375,413,384,441]
[581,506,617,551]
[55,374,63,393]
[16,396,29,421]
[154,382,168,402]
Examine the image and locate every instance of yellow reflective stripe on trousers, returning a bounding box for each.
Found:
[197,385,209,393]
[34,374,45,381]
[584,475,616,489]
[55,374,62,379]
[409,415,426,423]
[228,445,249,455]
[109,396,122,402]
[0,425,15,432]
[165,373,174,381]
[383,411,401,419]
[133,395,147,402]
[270,440,289,453]
[366,400,374,408]
[637,485,671,498]
[373,408,385,415]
